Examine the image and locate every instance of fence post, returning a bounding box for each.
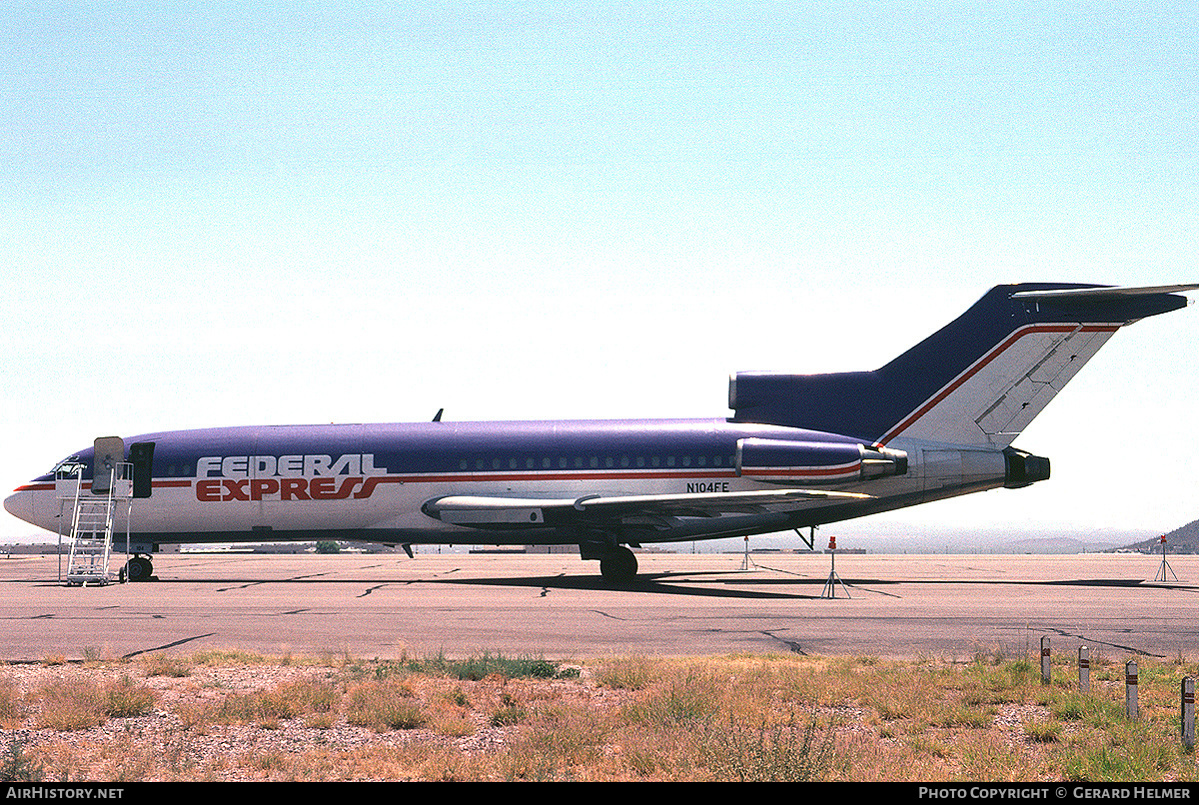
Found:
[1182,677,1195,751]
[1126,660,1139,720]
[1041,636,1051,685]
[1079,646,1090,694]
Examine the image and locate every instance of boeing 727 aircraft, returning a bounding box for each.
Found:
[5,283,1196,583]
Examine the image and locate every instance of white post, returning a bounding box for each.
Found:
[1041,637,1051,685]
[1126,660,1139,720]
[1079,646,1090,694]
[1182,677,1194,751]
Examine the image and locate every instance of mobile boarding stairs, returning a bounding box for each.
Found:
[56,454,133,587]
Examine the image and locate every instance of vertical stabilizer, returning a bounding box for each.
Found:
[729,283,1196,447]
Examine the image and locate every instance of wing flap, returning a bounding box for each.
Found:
[422,488,871,531]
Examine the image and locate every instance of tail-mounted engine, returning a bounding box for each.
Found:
[736,438,907,485]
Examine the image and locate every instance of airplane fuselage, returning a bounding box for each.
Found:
[6,418,1010,553]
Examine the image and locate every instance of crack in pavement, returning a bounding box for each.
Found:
[121,632,217,659]
[1042,626,1162,658]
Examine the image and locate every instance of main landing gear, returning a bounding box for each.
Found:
[599,545,638,584]
[579,540,641,584]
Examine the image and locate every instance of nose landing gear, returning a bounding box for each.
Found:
[122,555,154,583]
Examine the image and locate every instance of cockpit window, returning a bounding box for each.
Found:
[52,456,86,478]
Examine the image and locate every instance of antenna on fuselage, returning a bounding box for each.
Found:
[432,409,444,422]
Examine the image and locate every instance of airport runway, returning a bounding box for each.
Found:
[0,551,1195,663]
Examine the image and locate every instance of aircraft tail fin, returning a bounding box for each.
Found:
[729,283,1196,447]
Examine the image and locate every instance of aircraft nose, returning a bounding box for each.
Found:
[3,491,32,525]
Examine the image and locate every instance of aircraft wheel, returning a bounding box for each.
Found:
[599,546,638,583]
[125,556,153,583]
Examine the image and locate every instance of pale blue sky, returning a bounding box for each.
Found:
[2,2,1196,543]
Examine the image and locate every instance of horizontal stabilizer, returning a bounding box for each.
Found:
[1011,284,1199,301]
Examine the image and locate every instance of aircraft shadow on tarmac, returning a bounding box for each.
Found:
[430,570,832,599]
[431,572,1199,600]
[120,571,834,600]
[61,570,845,600]
[41,573,1197,601]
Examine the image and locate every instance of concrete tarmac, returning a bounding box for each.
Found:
[0,551,1195,662]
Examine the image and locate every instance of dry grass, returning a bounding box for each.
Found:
[0,649,1197,781]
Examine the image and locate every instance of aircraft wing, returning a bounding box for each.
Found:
[422,488,871,530]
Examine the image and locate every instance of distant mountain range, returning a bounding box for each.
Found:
[691,522,1159,555]
[1116,518,1199,554]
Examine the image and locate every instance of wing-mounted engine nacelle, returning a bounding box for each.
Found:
[736,438,907,485]
[1003,447,1051,489]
